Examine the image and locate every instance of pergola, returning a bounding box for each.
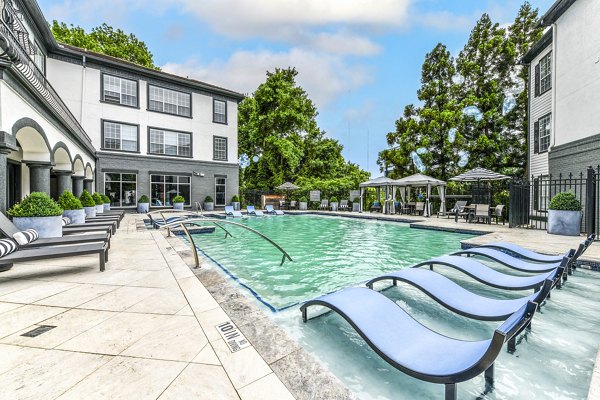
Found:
[393,173,447,217]
[358,176,397,213]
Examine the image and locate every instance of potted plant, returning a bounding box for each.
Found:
[102,194,111,211]
[8,192,64,238]
[204,196,214,211]
[231,195,240,211]
[92,192,104,214]
[138,195,150,213]
[58,190,85,224]
[352,197,361,212]
[80,190,97,218]
[330,196,339,211]
[172,195,185,210]
[547,191,582,236]
[299,196,308,210]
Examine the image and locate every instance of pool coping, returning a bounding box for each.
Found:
[164,232,358,400]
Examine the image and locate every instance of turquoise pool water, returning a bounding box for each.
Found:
[190,214,475,310]
[190,215,600,399]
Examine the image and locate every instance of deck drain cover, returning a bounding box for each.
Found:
[21,325,56,337]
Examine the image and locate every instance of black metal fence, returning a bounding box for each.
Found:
[509,166,599,238]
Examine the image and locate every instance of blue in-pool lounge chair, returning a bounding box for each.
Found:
[301,287,538,400]
[366,268,553,321]
[225,205,243,218]
[246,205,264,216]
[265,205,284,215]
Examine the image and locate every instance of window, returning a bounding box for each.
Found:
[215,177,226,206]
[148,128,191,157]
[213,99,227,124]
[102,74,138,107]
[33,42,45,74]
[148,85,191,117]
[535,52,552,96]
[213,136,227,161]
[104,173,137,207]
[150,175,191,206]
[534,114,551,154]
[102,121,138,152]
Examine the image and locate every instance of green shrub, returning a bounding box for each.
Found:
[79,190,96,207]
[101,194,111,204]
[8,192,63,217]
[172,195,185,203]
[138,195,150,203]
[299,196,307,202]
[92,192,104,206]
[58,191,83,210]
[549,192,581,211]
[204,196,213,203]
[330,196,338,203]
[353,197,360,203]
[231,195,239,202]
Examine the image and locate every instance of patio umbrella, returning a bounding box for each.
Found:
[275,182,300,203]
[449,167,509,182]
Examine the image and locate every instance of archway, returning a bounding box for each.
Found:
[72,155,85,197]
[51,142,74,198]
[13,118,52,195]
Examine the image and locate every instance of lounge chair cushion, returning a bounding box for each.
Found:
[0,238,17,257]
[12,229,39,245]
[62,217,71,226]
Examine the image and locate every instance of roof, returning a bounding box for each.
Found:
[393,173,446,187]
[54,44,245,101]
[539,0,577,26]
[522,28,553,64]
[449,167,510,182]
[359,176,397,187]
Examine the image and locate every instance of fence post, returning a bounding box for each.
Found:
[585,166,596,237]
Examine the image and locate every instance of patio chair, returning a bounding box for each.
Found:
[474,204,491,224]
[414,202,425,215]
[301,287,538,400]
[86,215,121,228]
[493,205,505,224]
[265,205,284,215]
[441,200,467,219]
[289,201,298,210]
[366,268,553,320]
[338,199,350,211]
[64,219,117,234]
[0,212,110,249]
[225,205,243,218]
[0,238,109,272]
[369,201,382,212]
[246,205,264,216]
[318,199,329,210]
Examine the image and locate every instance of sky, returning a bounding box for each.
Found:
[38,0,555,177]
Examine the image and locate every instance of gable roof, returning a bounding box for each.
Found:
[539,0,577,26]
[521,28,553,64]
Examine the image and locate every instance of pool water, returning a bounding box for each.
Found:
[190,215,600,399]
[190,214,475,310]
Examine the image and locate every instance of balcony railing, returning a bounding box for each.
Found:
[0,19,93,147]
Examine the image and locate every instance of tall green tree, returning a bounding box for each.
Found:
[239,67,369,193]
[51,21,158,69]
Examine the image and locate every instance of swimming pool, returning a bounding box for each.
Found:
[189,214,600,399]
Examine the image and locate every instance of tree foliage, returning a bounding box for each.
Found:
[239,68,369,195]
[378,3,542,179]
[51,21,158,69]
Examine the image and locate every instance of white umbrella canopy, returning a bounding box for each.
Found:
[449,167,509,182]
[359,176,397,188]
[275,182,301,190]
[393,173,446,187]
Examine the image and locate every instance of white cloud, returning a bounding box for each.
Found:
[414,11,475,32]
[162,48,374,108]
[309,32,381,56]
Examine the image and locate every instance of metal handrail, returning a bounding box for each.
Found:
[147,209,233,239]
[160,218,293,267]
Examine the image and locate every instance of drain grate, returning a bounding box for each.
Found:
[21,325,57,337]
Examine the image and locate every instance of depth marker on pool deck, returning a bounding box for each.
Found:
[216,320,250,353]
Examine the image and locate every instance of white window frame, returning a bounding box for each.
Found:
[538,114,551,153]
[102,73,138,107]
[148,85,191,117]
[148,128,192,157]
[215,177,226,206]
[539,52,552,94]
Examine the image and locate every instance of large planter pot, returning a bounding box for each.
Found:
[204,202,214,211]
[173,202,184,210]
[13,215,63,238]
[299,202,308,210]
[95,205,104,214]
[137,203,150,213]
[330,202,338,211]
[352,203,360,212]
[84,206,96,218]
[103,203,111,211]
[63,209,85,225]
[232,202,241,211]
[548,210,582,236]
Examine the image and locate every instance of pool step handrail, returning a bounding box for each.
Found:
[160,218,293,267]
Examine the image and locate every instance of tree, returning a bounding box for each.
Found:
[239,67,369,194]
[51,21,158,69]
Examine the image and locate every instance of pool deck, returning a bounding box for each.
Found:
[0,211,599,399]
